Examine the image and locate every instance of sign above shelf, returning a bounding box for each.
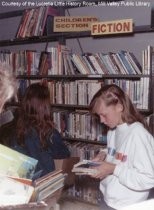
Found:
[91,19,133,35]
[53,16,99,32]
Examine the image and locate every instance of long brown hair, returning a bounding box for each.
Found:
[17,82,53,148]
[90,84,149,130]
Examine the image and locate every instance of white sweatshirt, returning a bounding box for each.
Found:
[100,122,154,210]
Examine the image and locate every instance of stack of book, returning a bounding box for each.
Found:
[0,144,66,207]
[32,170,66,202]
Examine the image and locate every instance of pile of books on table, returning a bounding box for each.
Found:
[0,144,66,208]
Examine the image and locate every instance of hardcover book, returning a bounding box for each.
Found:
[0,144,38,180]
[32,169,66,201]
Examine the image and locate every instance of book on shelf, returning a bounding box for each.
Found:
[16,9,30,38]
[16,6,59,38]
[39,51,50,75]
[126,51,142,74]
[143,45,154,75]
[95,53,109,74]
[71,54,89,74]
[43,6,59,36]
[106,52,120,74]
[117,51,136,74]
[83,53,99,74]
[72,159,101,175]
[88,54,104,74]
[99,53,116,74]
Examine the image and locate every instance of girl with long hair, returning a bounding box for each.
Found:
[13,82,70,177]
[89,84,154,210]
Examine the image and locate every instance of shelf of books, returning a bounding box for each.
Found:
[1,44,153,139]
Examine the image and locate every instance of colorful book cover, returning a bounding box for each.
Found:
[0,144,38,180]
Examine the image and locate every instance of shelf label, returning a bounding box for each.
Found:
[91,19,133,35]
[53,16,99,32]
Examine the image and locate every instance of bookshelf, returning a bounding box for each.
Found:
[0,2,154,206]
[0,4,153,137]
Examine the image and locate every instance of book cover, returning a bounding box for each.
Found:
[0,144,38,180]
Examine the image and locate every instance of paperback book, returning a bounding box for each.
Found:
[72,159,101,175]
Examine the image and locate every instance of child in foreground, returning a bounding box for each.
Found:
[89,84,154,210]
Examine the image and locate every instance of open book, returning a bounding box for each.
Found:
[0,144,38,206]
[0,144,38,181]
[0,175,34,206]
[72,159,101,175]
[0,144,66,206]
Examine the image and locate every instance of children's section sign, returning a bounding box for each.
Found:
[91,19,133,35]
[54,16,99,32]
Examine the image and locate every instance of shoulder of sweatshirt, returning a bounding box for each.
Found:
[107,122,154,145]
[129,122,153,137]
[128,122,154,148]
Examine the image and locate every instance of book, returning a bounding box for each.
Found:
[16,9,29,38]
[118,51,136,74]
[39,52,49,75]
[32,169,66,202]
[16,6,59,38]
[0,144,38,180]
[82,53,98,74]
[72,160,101,175]
[0,175,34,206]
[73,159,101,168]
[35,176,65,201]
[126,51,142,74]
[42,6,59,36]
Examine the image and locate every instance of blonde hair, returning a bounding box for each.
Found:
[90,84,149,130]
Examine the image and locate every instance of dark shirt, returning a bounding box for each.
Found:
[12,128,70,178]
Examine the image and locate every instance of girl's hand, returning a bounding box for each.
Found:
[91,161,116,179]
